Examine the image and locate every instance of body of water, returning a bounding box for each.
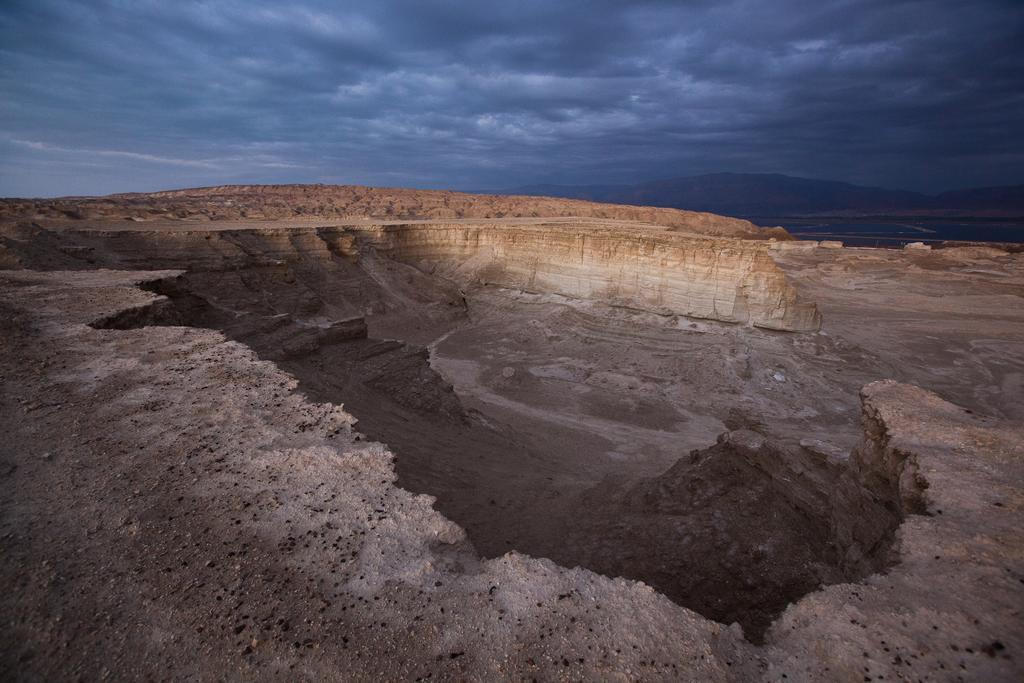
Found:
[750,217,1024,247]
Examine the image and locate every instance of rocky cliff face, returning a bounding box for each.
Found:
[353,223,821,331]
[0,221,821,331]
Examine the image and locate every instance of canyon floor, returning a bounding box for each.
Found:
[1,193,1023,681]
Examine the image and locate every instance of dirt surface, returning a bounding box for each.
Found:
[774,245,1024,421]
[1,206,1023,680]
[0,183,789,239]
[0,270,751,680]
[1,269,1021,681]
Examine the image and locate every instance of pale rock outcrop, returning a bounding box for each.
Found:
[352,223,822,331]
[764,380,1024,681]
[768,240,818,251]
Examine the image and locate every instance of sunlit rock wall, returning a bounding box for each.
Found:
[355,223,821,331]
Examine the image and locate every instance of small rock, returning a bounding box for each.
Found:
[501,367,516,379]
[771,371,787,383]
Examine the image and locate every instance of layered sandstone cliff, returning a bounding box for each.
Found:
[351,223,822,331]
[0,221,820,330]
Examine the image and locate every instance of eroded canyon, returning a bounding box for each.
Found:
[1,187,1022,681]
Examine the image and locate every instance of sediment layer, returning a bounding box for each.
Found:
[0,183,792,239]
[0,221,821,330]
[353,222,822,331]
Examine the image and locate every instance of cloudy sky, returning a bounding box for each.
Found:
[1,0,1022,197]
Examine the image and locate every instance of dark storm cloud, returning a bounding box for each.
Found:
[1,0,1022,196]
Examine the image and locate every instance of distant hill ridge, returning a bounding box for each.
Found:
[0,184,788,240]
[507,173,1024,217]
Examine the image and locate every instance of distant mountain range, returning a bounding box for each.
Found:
[503,173,1024,218]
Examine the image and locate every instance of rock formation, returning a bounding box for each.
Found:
[0,269,1020,681]
[353,223,821,331]
[1,186,1021,680]
[0,183,790,239]
[0,221,821,331]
